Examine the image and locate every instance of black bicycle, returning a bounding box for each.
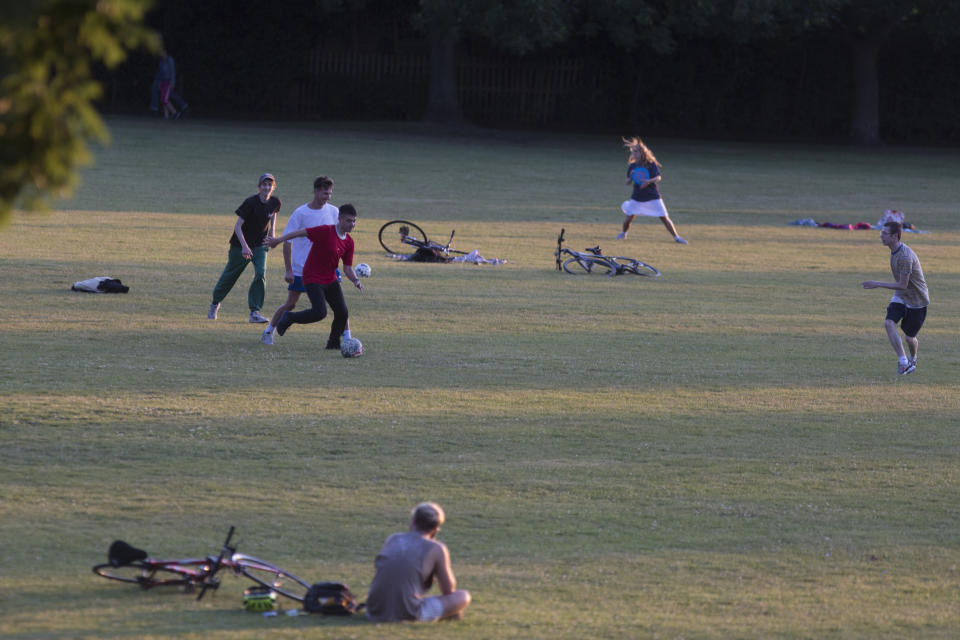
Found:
[555,228,660,277]
[92,526,311,603]
[378,219,468,257]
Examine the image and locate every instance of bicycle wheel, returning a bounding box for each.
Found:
[379,220,427,254]
[233,554,311,603]
[93,562,194,589]
[611,257,661,277]
[563,256,613,275]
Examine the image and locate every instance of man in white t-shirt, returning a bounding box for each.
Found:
[261,176,351,346]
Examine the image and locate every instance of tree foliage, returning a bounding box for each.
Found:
[415,0,571,55]
[413,0,572,123]
[0,0,157,225]
[582,0,960,144]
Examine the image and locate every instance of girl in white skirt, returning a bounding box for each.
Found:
[618,137,687,244]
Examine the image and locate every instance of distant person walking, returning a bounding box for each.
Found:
[261,176,352,347]
[617,137,686,244]
[264,204,363,346]
[365,502,471,623]
[151,47,188,119]
[861,220,930,375]
[208,173,281,323]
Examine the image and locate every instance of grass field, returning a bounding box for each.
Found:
[1,117,958,639]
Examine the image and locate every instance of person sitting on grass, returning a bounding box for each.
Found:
[365,502,472,623]
[264,204,362,347]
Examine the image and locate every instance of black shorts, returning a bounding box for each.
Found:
[886,302,927,338]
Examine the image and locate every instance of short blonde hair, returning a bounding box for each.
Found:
[411,502,445,532]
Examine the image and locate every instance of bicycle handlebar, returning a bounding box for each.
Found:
[556,228,565,270]
[197,526,235,600]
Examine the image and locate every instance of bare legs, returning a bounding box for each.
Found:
[620,214,684,242]
[269,290,301,329]
[886,318,918,360]
[904,334,918,360]
[884,319,906,358]
[438,590,471,621]
[660,215,679,238]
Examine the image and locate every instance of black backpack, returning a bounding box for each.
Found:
[302,581,364,615]
[409,247,451,262]
[108,540,147,566]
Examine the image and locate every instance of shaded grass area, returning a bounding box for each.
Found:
[57,117,960,228]
[2,120,959,638]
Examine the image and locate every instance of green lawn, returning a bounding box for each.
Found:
[1,117,958,639]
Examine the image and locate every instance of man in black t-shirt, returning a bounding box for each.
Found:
[208,173,281,322]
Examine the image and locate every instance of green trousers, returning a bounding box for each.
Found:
[211,245,268,311]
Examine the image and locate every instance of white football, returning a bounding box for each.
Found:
[341,337,363,358]
[355,263,371,278]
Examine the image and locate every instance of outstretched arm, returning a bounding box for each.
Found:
[862,271,911,290]
[264,227,307,248]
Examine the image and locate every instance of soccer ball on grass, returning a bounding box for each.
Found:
[341,337,363,358]
[354,263,371,278]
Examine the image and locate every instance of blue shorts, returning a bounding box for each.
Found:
[289,270,341,292]
[288,275,306,293]
[418,596,444,622]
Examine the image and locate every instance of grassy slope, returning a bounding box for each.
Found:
[1,117,958,639]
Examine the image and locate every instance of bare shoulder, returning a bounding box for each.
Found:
[428,538,450,561]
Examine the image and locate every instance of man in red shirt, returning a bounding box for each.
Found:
[265,204,363,347]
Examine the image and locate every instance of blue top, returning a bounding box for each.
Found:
[155,56,175,83]
[628,162,661,202]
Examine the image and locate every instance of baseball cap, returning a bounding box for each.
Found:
[259,173,276,185]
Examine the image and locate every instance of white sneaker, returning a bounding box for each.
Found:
[897,361,916,375]
[249,310,269,323]
[675,236,688,244]
[616,232,627,240]
[208,302,220,319]
[260,330,274,345]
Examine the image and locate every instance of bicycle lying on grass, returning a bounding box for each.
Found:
[92,526,311,603]
[555,228,661,277]
[378,219,468,257]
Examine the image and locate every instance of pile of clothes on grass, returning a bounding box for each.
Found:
[389,248,507,265]
[789,209,928,233]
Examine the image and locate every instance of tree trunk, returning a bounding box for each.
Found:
[849,36,881,145]
[424,29,461,125]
